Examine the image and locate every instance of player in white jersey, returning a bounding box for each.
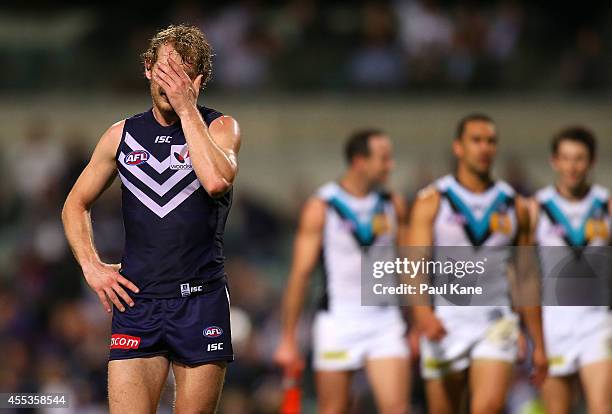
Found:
[275,129,410,414]
[530,126,611,414]
[407,114,547,414]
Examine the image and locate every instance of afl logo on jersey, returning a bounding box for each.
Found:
[125,150,150,165]
[203,326,223,338]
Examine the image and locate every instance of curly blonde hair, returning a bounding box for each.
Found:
[141,24,213,88]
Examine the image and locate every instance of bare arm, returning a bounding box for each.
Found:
[281,198,326,338]
[391,192,409,246]
[180,111,240,197]
[153,58,241,198]
[62,121,139,313]
[513,196,547,385]
[392,192,419,344]
[406,187,447,340]
[274,197,326,369]
[406,186,439,246]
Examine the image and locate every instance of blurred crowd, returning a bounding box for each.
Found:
[1,0,611,93]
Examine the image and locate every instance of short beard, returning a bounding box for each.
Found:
[150,83,177,119]
[467,162,492,182]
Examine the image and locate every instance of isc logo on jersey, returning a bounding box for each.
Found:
[155,135,172,143]
[125,150,150,166]
[170,144,193,170]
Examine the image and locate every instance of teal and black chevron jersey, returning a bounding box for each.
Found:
[316,181,396,312]
[431,174,517,307]
[535,184,610,247]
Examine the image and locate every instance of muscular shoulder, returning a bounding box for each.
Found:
[209,115,241,152]
[109,119,125,135]
[103,119,124,143]
[209,114,239,132]
[412,185,441,219]
[299,197,327,232]
[92,120,125,161]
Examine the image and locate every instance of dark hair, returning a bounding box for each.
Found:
[344,128,385,164]
[551,126,597,160]
[455,113,495,139]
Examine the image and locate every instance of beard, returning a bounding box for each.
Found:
[150,82,176,116]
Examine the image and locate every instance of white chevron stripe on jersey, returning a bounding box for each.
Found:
[118,172,201,218]
[119,152,192,196]
[124,132,170,174]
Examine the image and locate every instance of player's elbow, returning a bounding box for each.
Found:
[204,178,232,198]
[61,198,75,229]
[61,192,88,224]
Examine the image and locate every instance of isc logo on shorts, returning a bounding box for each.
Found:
[110,334,141,349]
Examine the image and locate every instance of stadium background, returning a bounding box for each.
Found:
[0,1,610,413]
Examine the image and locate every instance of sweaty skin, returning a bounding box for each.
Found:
[62,43,241,313]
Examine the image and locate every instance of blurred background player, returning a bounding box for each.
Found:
[531,126,611,414]
[274,129,410,414]
[62,25,241,413]
[406,114,547,414]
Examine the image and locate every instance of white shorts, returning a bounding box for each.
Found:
[420,307,519,379]
[544,306,611,377]
[312,307,409,371]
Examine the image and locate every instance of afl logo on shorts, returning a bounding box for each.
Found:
[125,150,150,165]
[203,326,223,338]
